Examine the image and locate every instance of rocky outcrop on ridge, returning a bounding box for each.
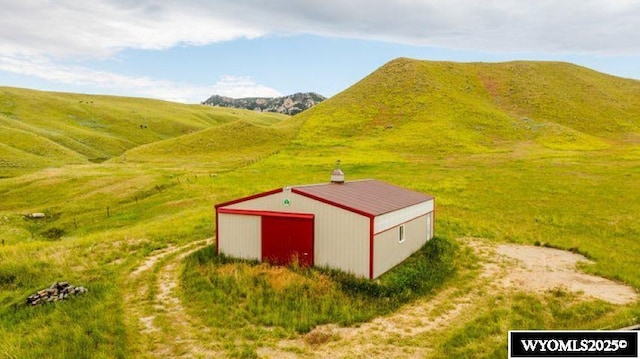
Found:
[202,92,325,115]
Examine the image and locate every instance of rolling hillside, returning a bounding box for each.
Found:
[0,87,289,177]
[294,58,640,158]
[123,120,300,171]
[1,59,639,358]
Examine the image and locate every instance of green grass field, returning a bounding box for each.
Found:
[1,58,639,358]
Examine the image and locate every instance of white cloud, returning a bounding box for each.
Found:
[1,0,638,59]
[0,1,265,59]
[1,0,638,101]
[275,0,640,55]
[210,76,282,99]
[0,55,280,102]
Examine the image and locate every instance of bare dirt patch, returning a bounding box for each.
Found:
[493,243,638,305]
[129,244,177,278]
[465,237,637,304]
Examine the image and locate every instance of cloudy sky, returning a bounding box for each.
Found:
[1,0,639,103]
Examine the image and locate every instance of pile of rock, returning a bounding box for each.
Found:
[26,282,88,306]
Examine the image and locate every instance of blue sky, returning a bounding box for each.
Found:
[1,1,639,103]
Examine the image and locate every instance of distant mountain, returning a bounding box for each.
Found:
[201,92,326,115]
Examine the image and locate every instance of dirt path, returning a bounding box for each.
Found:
[259,284,489,358]
[258,237,638,358]
[122,237,637,358]
[124,239,222,358]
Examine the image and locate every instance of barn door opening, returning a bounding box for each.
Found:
[261,214,314,267]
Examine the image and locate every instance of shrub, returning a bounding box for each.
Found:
[325,236,458,301]
[41,227,65,240]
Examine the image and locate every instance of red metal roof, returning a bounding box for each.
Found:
[292,179,434,217]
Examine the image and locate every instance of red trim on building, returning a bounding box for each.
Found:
[369,217,374,279]
[218,207,314,219]
[215,205,219,255]
[214,188,283,209]
[291,188,375,219]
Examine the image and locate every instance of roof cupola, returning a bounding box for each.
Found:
[330,160,345,184]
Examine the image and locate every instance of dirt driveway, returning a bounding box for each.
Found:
[122,237,638,358]
[258,237,638,358]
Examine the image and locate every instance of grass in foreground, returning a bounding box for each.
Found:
[181,237,458,352]
[429,290,636,359]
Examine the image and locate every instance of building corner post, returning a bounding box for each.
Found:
[369,217,374,279]
[215,205,219,255]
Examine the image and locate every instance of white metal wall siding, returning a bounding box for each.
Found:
[375,199,434,234]
[218,213,261,260]
[224,191,371,277]
[372,213,429,278]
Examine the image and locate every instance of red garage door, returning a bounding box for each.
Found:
[261,214,314,267]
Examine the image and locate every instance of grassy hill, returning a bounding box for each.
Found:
[1,59,639,358]
[122,119,301,172]
[294,58,639,159]
[0,87,289,177]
